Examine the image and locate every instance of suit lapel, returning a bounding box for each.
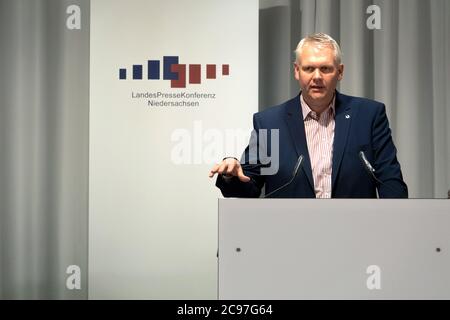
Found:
[332,91,352,190]
[284,94,314,190]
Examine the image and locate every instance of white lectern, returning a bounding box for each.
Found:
[218,199,450,299]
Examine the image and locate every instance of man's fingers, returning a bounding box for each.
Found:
[208,163,221,177]
[209,159,250,182]
[226,162,236,174]
[237,167,251,182]
[217,162,228,175]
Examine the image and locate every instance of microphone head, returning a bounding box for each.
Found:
[292,155,304,178]
[358,150,365,161]
[359,151,375,173]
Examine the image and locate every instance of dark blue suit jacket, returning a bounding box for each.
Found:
[216,91,408,198]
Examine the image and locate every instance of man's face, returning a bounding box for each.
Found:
[294,44,344,108]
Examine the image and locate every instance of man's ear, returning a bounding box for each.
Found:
[294,62,300,80]
[338,64,344,81]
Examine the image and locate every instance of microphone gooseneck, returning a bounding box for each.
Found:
[263,155,304,198]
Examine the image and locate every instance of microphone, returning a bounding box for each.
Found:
[359,151,382,184]
[358,151,404,197]
[263,155,304,198]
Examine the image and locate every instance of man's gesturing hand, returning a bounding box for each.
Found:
[208,158,251,182]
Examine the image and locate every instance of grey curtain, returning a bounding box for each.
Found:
[259,0,450,198]
[0,0,89,299]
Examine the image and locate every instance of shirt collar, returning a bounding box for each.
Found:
[300,93,336,120]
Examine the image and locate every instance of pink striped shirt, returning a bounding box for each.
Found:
[300,94,335,198]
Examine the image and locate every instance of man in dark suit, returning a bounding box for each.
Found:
[209,33,407,198]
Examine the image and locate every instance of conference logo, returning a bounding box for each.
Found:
[119,55,230,88]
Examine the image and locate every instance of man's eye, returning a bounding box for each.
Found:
[321,66,332,73]
[304,67,314,72]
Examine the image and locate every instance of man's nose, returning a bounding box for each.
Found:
[313,69,322,80]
